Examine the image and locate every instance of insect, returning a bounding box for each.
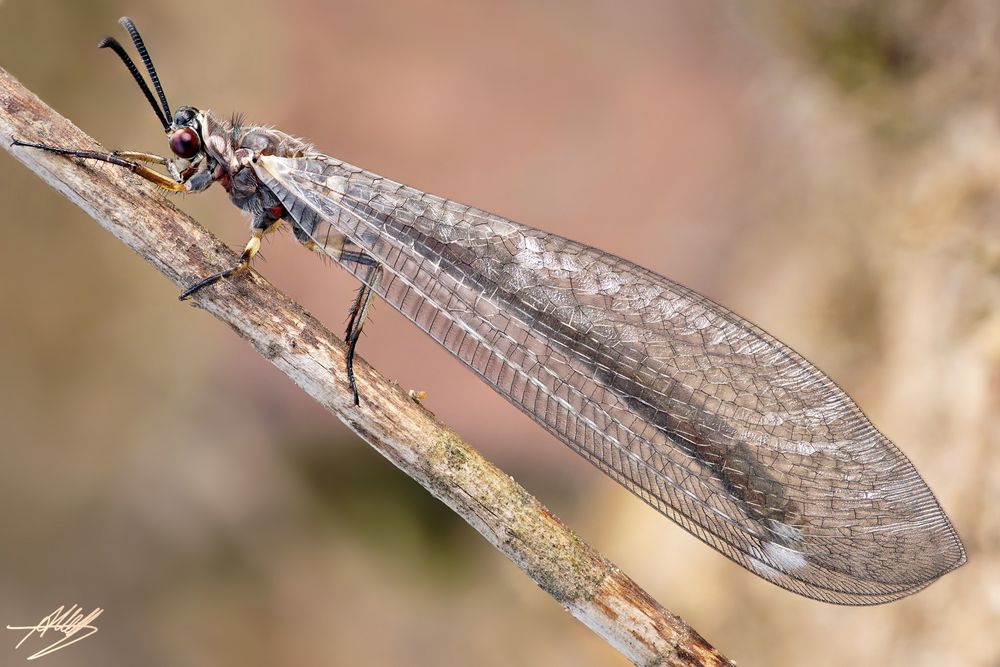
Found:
[14,17,965,605]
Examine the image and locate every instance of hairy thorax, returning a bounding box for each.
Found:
[199,111,314,229]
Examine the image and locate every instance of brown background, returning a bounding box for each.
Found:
[1,1,996,665]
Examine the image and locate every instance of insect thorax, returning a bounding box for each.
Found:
[198,111,313,228]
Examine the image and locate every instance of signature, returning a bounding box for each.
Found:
[6,604,102,661]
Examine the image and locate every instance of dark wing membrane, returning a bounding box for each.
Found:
[254,154,965,604]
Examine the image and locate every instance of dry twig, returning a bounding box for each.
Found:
[0,66,733,667]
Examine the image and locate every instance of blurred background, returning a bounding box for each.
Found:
[1,0,997,665]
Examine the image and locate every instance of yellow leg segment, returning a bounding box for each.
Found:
[130,164,188,192]
[111,150,169,166]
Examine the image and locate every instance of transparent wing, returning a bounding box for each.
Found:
[254,154,965,604]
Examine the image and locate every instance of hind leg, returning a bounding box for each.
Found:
[292,224,382,406]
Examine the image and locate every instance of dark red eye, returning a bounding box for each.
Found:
[169,128,201,159]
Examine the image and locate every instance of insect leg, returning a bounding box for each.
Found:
[345,264,383,406]
[111,150,169,165]
[178,221,283,301]
[342,248,380,337]
[12,139,185,192]
[290,223,382,405]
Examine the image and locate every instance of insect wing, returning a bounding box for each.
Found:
[253,154,964,604]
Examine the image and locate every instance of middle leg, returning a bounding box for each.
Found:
[179,220,282,300]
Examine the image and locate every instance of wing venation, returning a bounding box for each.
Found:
[253,154,965,604]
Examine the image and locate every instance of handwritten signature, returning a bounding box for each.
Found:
[6,604,102,660]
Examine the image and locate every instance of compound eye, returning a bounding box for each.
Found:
[169,128,201,159]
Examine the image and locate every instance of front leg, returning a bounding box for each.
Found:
[11,140,187,192]
[110,150,168,165]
